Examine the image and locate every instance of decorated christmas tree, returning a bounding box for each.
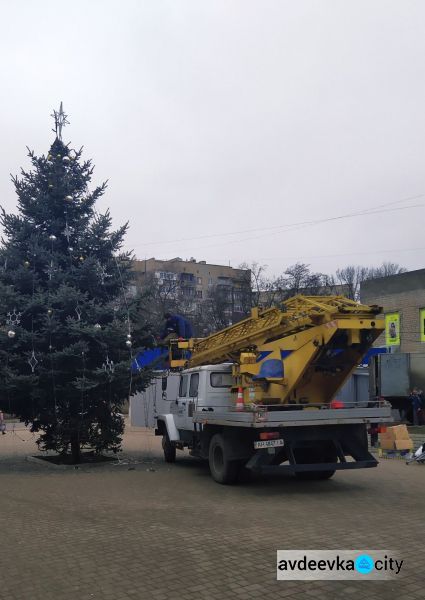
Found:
[0,104,151,462]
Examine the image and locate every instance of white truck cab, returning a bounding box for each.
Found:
[169,364,233,432]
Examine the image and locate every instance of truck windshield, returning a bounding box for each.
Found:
[210,372,232,388]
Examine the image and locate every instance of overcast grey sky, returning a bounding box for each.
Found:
[1,0,425,277]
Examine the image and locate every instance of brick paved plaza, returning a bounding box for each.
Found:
[1,423,424,600]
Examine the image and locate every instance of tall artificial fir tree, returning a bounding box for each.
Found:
[0,104,151,462]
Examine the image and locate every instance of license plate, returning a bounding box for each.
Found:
[254,439,284,449]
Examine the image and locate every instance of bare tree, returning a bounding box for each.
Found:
[208,285,232,330]
[234,267,253,315]
[335,266,369,301]
[191,286,234,336]
[336,262,407,300]
[238,262,330,308]
[284,263,328,297]
[139,273,180,315]
[369,262,407,278]
[321,273,339,295]
[239,262,268,307]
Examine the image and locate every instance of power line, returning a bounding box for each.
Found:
[184,203,424,253]
[130,193,425,250]
[134,202,425,259]
[257,244,425,262]
[130,203,425,259]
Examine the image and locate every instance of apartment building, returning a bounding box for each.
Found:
[132,257,250,323]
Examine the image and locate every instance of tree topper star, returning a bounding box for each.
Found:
[51,102,69,141]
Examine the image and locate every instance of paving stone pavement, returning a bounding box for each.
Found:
[0,424,424,600]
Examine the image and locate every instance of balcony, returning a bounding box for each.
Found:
[217,276,232,286]
[180,273,196,283]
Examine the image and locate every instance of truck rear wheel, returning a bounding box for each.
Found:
[293,445,336,481]
[209,433,241,484]
[162,433,176,463]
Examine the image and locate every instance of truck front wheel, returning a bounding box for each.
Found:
[209,433,241,484]
[162,433,176,463]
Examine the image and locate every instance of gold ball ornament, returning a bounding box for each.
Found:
[125,340,132,348]
[47,308,52,315]
[24,261,30,268]
[79,256,84,262]
[48,184,54,189]
[65,195,73,202]
[62,156,70,164]
[8,330,15,338]
[56,154,61,159]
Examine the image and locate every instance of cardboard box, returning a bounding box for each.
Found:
[380,424,410,441]
[394,439,413,450]
[380,438,397,450]
[392,424,410,440]
[379,436,414,451]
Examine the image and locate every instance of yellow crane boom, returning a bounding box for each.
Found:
[170,295,384,407]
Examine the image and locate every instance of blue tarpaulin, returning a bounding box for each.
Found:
[132,347,169,372]
[361,347,388,365]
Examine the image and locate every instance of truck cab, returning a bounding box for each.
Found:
[167,364,233,435]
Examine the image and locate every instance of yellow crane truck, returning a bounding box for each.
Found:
[153,295,392,484]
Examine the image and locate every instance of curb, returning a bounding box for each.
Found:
[25,455,69,470]
[25,454,125,470]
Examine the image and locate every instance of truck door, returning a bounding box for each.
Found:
[186,373,199,428]
[173,374,189,431]
[174,373,199,431]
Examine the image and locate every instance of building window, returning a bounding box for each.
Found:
[182,287,195,297]
[196,290,203,299]
[197,277,202,285]
[156,271,176,281]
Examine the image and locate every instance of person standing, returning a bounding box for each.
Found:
[417,388,425,426]
[0,411,6,435]
[409,388,422,426]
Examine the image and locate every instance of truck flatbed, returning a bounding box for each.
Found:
[193,405,392,428]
